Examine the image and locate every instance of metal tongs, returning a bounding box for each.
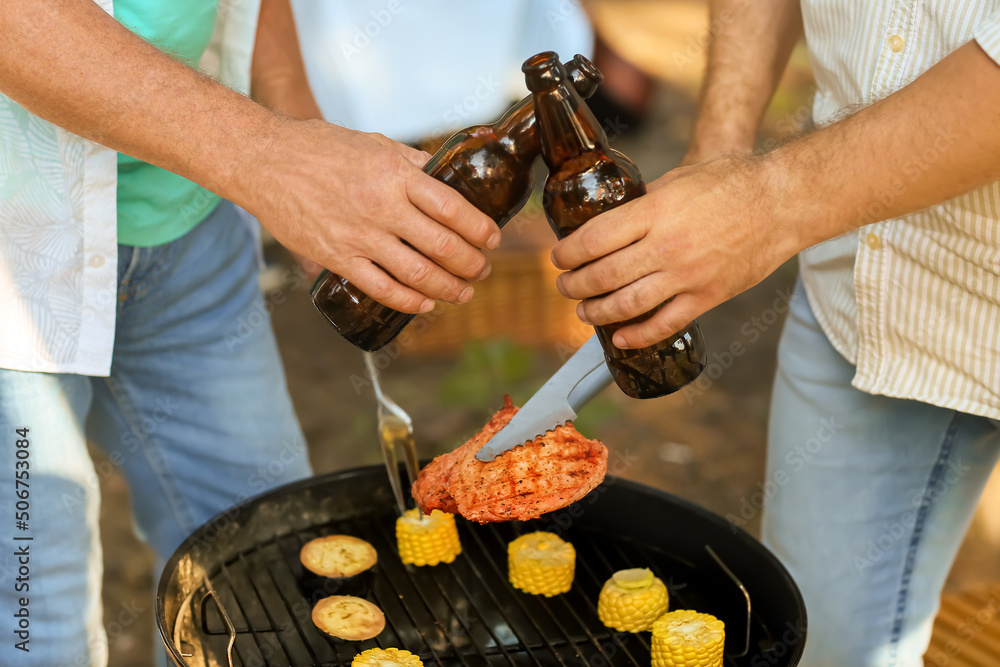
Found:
[363,352,420,516]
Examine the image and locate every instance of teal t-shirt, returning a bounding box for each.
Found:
[114,0,222,247]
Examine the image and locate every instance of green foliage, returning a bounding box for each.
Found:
[438,338,537,411]
[437,337,621,435]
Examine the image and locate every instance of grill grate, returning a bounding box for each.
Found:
[183,510,757,667]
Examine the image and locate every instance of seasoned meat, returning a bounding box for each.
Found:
[411,397,608,523]
[410,447,461,514]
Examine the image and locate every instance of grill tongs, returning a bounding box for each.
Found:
[364,352,420,516]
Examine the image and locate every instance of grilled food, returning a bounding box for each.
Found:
[300,535,377,578]
[650,610,725,667]
[508,531,575,596]
[597,568,670,632]
[352,648,423,666]
[412,397,608,523]
[311,595,385,641]
[410,448,461,514]
[396,508,462,566]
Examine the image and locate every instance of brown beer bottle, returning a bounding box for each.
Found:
[310,55,604,352]
[523,52,706,399]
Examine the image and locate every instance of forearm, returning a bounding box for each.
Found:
[686,0,803,161]
[251,0,322,119]
[0,0,275,209]
[770,40,1000,252]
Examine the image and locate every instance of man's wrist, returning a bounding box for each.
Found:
[215,107,291,216]
[753,147,818,261]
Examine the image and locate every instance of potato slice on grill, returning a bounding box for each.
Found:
[300,535,377,578]
[311,595,385,641]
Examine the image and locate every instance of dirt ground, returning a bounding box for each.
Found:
[94,43,1000,667]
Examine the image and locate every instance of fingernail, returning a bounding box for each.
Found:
[576,303,592,325]
[457,286,474,304]
[613,334,627,348]
[550,249,562,269]
[486,232,501,249]
[477,264,492,281]
[420,299,435,313]
[555,276,568,297]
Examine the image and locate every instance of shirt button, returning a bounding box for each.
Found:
[88,253,106,268]
[889,35,905,52]
[866,233,883,250]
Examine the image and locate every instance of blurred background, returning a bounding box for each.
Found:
[93,1,1000,664]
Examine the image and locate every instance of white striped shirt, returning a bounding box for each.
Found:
[799,0,1000,419]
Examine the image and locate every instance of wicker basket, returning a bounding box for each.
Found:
[397,245,592,357]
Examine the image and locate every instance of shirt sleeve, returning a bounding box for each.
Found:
[974,9,1000,65]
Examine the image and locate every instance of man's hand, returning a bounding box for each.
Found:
[553,40,1000,349]
[244,0,498,313]
[550,156,798,349]
[243,121,498,314]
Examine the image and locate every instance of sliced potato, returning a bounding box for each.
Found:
[300,535,377,578]
[311,595,385,641]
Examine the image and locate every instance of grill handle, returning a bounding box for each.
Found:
[706,545,752,658]
[171,574,236,667]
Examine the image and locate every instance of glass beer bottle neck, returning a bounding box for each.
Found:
[532,89,610,170]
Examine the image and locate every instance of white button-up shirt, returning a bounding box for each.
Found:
[0,0,260,376]
[800,1,1000,419]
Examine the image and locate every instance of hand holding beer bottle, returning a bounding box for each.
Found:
[311,55,604,352]
[523,52,706,399]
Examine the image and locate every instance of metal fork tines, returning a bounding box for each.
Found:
[363,351,419,516]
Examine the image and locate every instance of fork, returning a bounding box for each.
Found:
[363,351,420,516]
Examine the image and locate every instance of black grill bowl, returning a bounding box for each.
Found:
[157,465,806,666]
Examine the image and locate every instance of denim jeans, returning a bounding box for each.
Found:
[762,278,1000,666]
[0,201,312,666]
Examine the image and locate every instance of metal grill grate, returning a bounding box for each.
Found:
[179,510,762,667]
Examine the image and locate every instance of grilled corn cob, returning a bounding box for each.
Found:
[396,508,461,566]
[597,568,669,632]
[351,647,424,667]
[650,610,725,667]
[507,531,575,596]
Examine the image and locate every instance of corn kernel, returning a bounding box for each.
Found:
[508,532,575,596]
[396,508,461,566]
[352,647,424,667]
[597,568,669,632]
[651,610,725,667]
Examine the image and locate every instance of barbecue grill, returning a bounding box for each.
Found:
[157,465,807,666]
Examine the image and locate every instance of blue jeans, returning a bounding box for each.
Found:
[0,201,312,666]
[762,279,1000,666]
